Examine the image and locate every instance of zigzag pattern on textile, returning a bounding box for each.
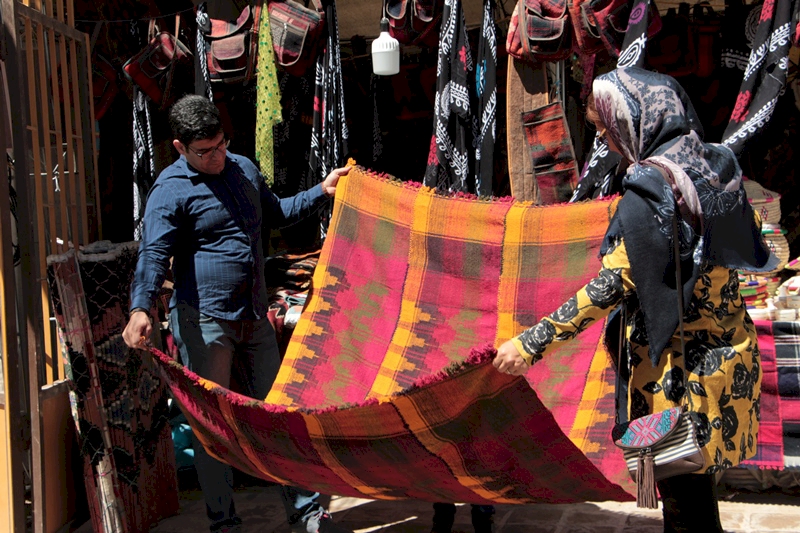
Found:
[153,164,636,504]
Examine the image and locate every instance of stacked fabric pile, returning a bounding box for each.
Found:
[740,179,790,320]
[264,249,321,354]
[740,276,771,309]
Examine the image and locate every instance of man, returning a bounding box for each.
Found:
[122,95,351,533]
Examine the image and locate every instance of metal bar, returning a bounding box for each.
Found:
[68,37,88,243]
[48,28,69,259]
[81,32,101,240]
[47,28,68,383]
[0,3,28,529]
[32,18,57,390]
[20,10,49,533]
[16,2,83,41]
[32,22,58,252]
[56,28,78,248]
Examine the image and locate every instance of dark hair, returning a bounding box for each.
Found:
[168,95,223,146]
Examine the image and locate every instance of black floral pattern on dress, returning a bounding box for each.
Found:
[731,363,752,400]
[518,319,557,358]
[662,366,686,403]
[584,268,624,309]
[549,296,579,323]
[692,411,712,448]
[685,337,723,376]
[721,405,739,443]
[629,311,649,348]
[630,388,650,420]
[706,447,734,475]
[715,269,740,321]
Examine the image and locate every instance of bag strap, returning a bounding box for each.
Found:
[245,0,264,82]
[614,176,690,424]
[161,13,183,110]
[309,0,325,13]
[518,2,534,60]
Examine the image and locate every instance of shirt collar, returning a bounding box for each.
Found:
[177,154,233,178]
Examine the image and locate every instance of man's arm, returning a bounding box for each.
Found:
[123,183,180,348]
[262,166,351,228]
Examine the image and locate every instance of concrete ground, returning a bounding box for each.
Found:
[81,478,800,533]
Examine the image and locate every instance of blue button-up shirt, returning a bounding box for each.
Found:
[130,153,327,320]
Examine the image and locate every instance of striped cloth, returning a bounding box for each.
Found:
[740,321,800,470]
[152,164,635,503]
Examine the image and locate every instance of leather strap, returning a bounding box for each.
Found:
[615,186,689,424]
[519,2,533,60]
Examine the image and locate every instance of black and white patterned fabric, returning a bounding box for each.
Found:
[570,0,655,203]
[308,0,348,236]
[474,0,497,197]
[722,0,794,155]
[424,0,474,193]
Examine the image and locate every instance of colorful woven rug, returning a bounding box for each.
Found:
[48,243,178,533]
[747,320,800,469]
[153,164,635,503]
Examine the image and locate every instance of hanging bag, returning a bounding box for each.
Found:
[268,0,327,77]
[386,0,442,48]
[611,210,706,509]
[584,0,663,59]
[519,0,573,62]
[123,15,193,107]
[201,0,264,84]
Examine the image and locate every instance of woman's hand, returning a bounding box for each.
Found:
[493,340,530,376]
[321,166,351,198]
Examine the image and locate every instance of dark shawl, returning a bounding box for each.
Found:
[595,67,778,366]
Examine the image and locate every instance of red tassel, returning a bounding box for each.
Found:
[636,452,659,509]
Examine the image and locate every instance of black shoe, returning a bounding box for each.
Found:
[471,505,495,533]
[432,503,456,533]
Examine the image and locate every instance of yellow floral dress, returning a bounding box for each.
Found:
[511,239,761,474]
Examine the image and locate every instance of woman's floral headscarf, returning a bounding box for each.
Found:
[595,67,777,366]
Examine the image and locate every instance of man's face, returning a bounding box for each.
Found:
[173,132,228,175]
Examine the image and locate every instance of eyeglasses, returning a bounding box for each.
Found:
[597,127,607,140]
[186,138,230,159]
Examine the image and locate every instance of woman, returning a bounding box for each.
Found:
[494,67,777,532]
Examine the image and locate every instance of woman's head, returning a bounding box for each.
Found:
[589,67,740,194]
[586,92,622,156]
[590,67,704,164]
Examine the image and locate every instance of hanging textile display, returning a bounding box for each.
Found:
[132,88,156,241]
[48,242,178,533]
[149,164,634,503]
[255,4,282,186]
[474,0,497,197]
[722,0,794,155]
[570,0,656,202]
[522,102,580,204]
[424,0,474,193]
[308,0,349,192]
[195,2,214,101]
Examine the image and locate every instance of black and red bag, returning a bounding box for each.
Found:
[93,54,119,120]
[123,16,193,107]
[386,0,442,48]
[202,1,264,84]
[583,0,663,59]
[268,0,327,77]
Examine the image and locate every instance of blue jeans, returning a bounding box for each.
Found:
[170,305,324,533]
